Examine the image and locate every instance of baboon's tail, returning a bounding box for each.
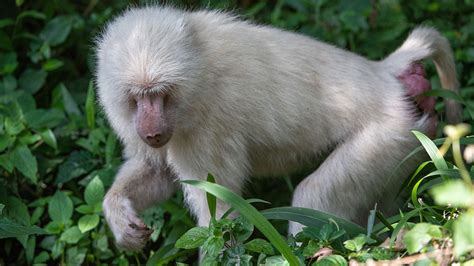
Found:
[383,26,461,123]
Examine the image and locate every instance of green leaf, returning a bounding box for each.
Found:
[58,83,81,115]
[24,108,64,129]
[0,19,15,28]
[18,68,47,94]
[261,207,366,238]
[17,10,46,21]
[40,16,73,46]
[453,210,474,256]
[203,236,224,258]
[16,92,35,112]
[18,133,41,145]
[48,191,73,223]
[105,132,118,165]
[221,198,271,219]
[11,145,37,183]
[423,89,463,102]
[84,176,105,206]
[51,241,64,259]
[4,197,30,225]
[222,249,252,266]
[233,216,254,242]
[343,235,366,252]
[313,255,348,266]
[146,243,182,266]
[2,75,17,92]
[0,134,13,152]
[30,206,44,225]
[39,129,58,150]
[66,246,87,265]
[0,218,47,239]
[78,214,99,233]
[182,180,300,266]
[404,223,442,254]
[85,81,95,129]
[207,174,217,218]
[265,256,290,266]
[302,240,320,257]
[33,251,50,263]
[5,116,25,135]
[0,154,13,173]
[412,131,448,170]
[44,220,63,234]
[42,59,64,71]
[95,235,109,252]
[0,203,4,215]
[175,227,209,249]
[245,238,275,255]
[0,52,18,75]
[55,151,96,184]
[60,226,83,244]
[75,204,94,214]
[431,180,474,208]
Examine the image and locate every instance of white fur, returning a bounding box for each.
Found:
[96,6,460,250]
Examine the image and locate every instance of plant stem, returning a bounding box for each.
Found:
[452,139,472,184]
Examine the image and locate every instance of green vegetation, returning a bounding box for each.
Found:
[0,0,473,265]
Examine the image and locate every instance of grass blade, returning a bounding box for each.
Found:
[423,89,463,102]
[206,174,217,218]
[412,131,447,170]
[260,207,366,238]
[85,81,95,129]
[221,198,271,219]
[182,180,301,266]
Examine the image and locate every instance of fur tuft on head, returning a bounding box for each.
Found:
[95,6,202,146]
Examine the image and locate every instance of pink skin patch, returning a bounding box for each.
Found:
[397,63,437,137]
[135,94,173,148]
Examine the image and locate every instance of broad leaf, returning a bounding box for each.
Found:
[431,180,474,208]
[11,145,37,183]
[343,235,366,252]
[84,176,105,206]
[404,223,442,254]
[48,191,73,223]
[203,236,224,258]
[78,214,99,233]
[453,211,474,256]
[0,218,47,239]
[175,227,209,249]
[18,68,47,94]
[24,108,64,129]
[245,238,275,255]
[57,83,81,115]
[39,16,73,46]
[39,129,57,150]
[42,59,64,71]
[55,151,96,184]
[60,226,83,244]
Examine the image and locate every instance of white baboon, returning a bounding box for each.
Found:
[96,6,460,250]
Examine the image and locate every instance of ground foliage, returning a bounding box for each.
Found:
[0,0,473,265]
